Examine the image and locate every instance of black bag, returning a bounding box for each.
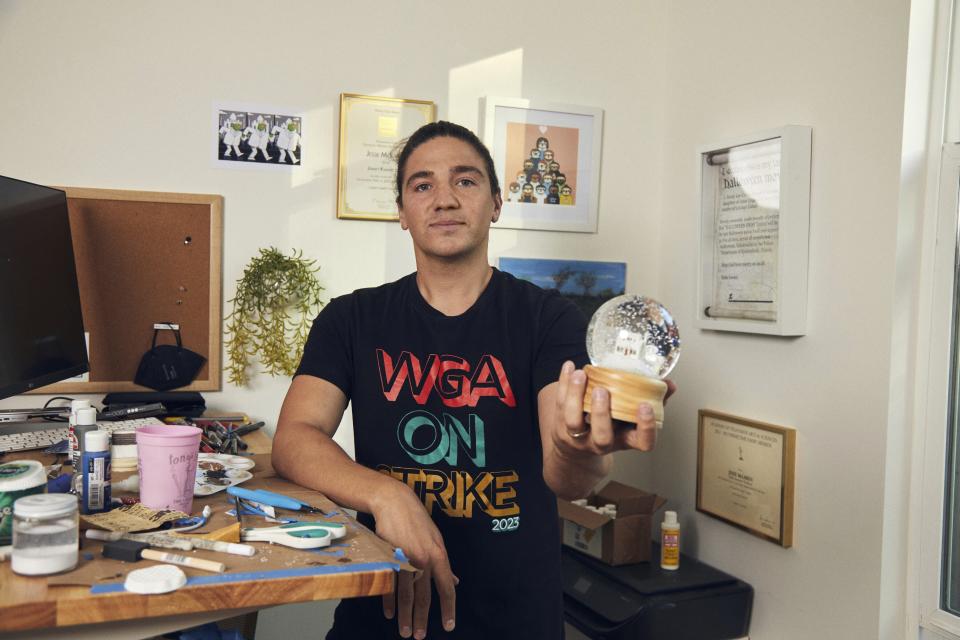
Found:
[134,327,206,391]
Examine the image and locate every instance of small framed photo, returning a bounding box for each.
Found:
[696,410,796,547]
[216,108,302,166]
[337,93,436,221]
[498,257,625,319]
[696,126,812,335]
[481,97,603,233]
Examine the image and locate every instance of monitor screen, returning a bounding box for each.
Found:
[0,176,89,400]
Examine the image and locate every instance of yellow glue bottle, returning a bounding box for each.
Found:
[660,510,680,570]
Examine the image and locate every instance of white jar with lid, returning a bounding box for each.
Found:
[12,493,79,575]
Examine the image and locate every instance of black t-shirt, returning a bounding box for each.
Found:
[295,268,588,639]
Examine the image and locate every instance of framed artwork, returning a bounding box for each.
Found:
[481,97,603,233]
[696,126,812,336]
[498,257,625,319]
[697,410,796,547]
[215,107,303,167]
[337,93,436,221]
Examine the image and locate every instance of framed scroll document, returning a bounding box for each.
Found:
[696,126,812,335]
[696,410,796,547]
[337,94,436,221]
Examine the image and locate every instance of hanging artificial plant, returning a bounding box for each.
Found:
[225,247,324,386]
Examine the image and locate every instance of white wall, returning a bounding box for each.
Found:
[0,2,919,639]
[639,2,912,639]
[0,0,667,458]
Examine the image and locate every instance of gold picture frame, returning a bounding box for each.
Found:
[336,93,436,221]
[696,409,796,547]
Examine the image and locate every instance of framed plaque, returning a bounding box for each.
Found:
[696,126,812,335]
[696,409,796,547]
[336,93,436,221]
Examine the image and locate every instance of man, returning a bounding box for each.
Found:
[272,121,666,639]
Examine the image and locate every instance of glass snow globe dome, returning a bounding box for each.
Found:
[582,295,680,425]
[586,295,680,379]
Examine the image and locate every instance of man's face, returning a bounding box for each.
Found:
[398,137,502,262]
[549,161,559,173]
[544,150,554,162]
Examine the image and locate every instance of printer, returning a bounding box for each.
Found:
[562,544,753,640]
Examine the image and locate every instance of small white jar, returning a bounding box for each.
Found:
[12,493,79,576]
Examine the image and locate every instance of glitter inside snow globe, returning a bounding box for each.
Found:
[582,295,680,427]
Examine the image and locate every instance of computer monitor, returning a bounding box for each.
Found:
[0,175,89,401]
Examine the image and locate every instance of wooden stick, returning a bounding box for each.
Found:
[140,549,226,573]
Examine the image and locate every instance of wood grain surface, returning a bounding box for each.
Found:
[0,433,402,633]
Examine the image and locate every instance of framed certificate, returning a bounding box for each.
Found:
[336,93,436,221]
[696,410,796,547]
[696,126,812,335]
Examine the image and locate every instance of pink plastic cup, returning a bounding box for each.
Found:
[136,425,202,514]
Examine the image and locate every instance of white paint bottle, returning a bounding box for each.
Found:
[660,510,680,571]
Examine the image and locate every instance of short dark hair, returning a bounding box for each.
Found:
[394,121,500,207]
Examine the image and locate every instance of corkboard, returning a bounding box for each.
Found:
[32,188,223,393]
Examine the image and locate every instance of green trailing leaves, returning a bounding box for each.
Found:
[225,247,324,386]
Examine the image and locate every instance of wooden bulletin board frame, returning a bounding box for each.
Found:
[32,188,223,394]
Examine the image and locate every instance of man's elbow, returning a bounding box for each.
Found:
[270,425,296,480]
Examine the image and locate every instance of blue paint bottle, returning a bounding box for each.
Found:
[81,431,111,514]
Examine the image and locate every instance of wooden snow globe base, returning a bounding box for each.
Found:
[582,364,667,427]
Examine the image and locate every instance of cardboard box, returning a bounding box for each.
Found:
[558,480,667,565]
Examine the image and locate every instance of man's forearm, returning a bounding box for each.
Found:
[542,439,612,501]
[272,420,402,516]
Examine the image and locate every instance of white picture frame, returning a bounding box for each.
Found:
[696,126,812,336]
[481,97,603,233]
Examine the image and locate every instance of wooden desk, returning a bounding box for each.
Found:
[0,432,403,638]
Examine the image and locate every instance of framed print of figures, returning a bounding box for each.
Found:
[481,97,603,233]
[696,126,812,336]
[337,93,436,221]
[216,108,303,167]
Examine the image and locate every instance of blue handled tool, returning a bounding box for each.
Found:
[226,486,324,514]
